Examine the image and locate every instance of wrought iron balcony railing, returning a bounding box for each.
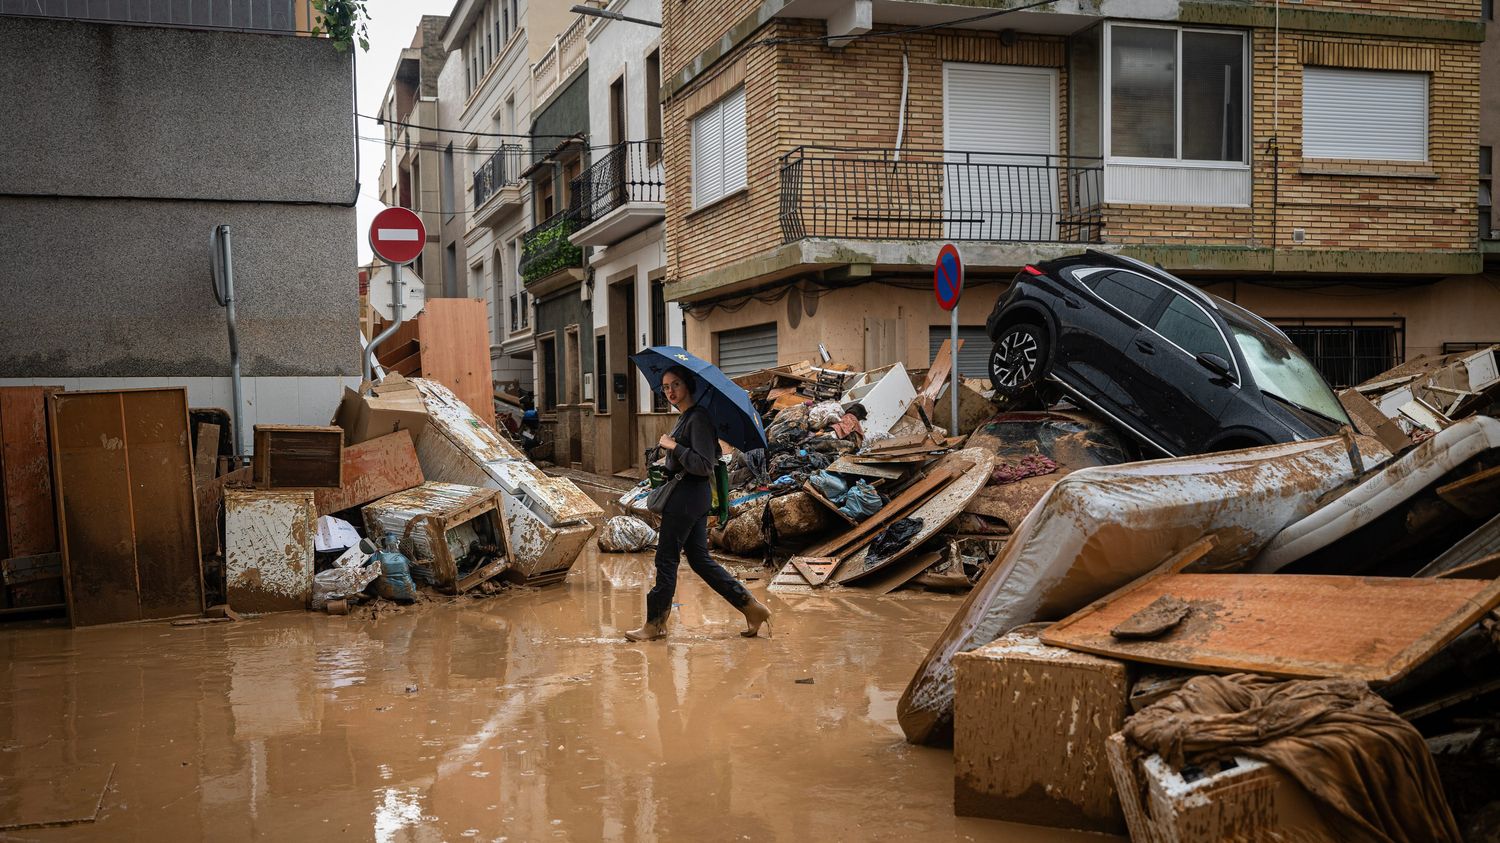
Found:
[569,140,665,224]
[472,144,526,210]
[520,208,585,284]
[778,146,1104,244]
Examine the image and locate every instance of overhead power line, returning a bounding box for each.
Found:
[357,113,583,140]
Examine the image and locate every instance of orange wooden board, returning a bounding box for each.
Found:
[313,430,424,516]
[419,299,495,429]
[1040,573,1500,685]
[0,387,61,560]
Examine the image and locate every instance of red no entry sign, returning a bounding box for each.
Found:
[369,207,426,266]
[934,243,964,311]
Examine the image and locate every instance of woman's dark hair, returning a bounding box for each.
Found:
[663,365,697,396]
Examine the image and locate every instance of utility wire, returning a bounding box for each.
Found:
[751,0,1058,47]
[358,113,583,139]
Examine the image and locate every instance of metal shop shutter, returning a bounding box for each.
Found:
[930,327,992,379]
[716,323,778,377]
[1303,67,1427,162]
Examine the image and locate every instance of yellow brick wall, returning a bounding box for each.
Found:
[1249,0,1480,20]
[1108,30,1479,252]
[661,0,764,82]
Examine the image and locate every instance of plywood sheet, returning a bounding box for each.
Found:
[51,388,202,626]
[1041,573,1500,685]
[0,762,113,831]
[313,430,424,516]
[419,299,496,428]
[0,386,61,559]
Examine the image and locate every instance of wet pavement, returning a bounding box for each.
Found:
[1,548,1113,841]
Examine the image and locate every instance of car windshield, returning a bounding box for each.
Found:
[1230,325,1351,425]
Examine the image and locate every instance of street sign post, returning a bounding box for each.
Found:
[364,208,428,386]
[934,244,964,433]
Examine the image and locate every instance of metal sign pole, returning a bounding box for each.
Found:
[950,305,959,435]
[362,262,406,390]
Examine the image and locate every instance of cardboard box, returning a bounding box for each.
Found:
[331,375,429,446]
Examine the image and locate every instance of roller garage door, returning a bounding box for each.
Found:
[716,323,778,377]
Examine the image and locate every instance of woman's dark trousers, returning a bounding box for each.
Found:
[645,504,752,624]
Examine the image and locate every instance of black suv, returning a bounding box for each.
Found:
[985,251,1352,457]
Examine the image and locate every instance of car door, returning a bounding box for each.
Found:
[1136,292,1241,453]
[1061,268,1166,429]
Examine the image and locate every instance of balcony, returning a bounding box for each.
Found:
[471,144,527,225]
[520,208,585,294]
[778,146,1103,245]
[568,141,666,247]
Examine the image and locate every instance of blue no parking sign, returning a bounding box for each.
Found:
[934,243,963,311]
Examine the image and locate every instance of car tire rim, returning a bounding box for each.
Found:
[992,331,1039,388]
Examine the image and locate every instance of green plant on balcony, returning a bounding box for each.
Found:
[521,217,583,284]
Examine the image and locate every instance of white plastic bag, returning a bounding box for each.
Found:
[311,542,380,609]
[598,516,658,553]
[807,401,846,431]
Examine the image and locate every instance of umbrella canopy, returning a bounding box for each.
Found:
[629,346,768,453]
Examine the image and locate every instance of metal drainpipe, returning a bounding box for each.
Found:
[362,263,405,390]
[214,225,247,463]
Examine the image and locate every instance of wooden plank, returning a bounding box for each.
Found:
[193,422,220,488]
[388,350,423,378]
[791,556,836,587]
[801,482,857,525]
[826,456,905,480]
[797,465,962,562]
[1436,463,1500,520]
[122,390,203,621]
[313,430,424,516]
[917,338,962,417]
[1040,572,1500,685]
[51,391,141,626]
[1433,551,1500,580]
[418,299,496,428]
[0,386,61,560]
[836,453,987,585]
[0,762,114,831]
[847,550,944,594]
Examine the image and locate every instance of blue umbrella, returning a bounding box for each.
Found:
[629,346,768,453]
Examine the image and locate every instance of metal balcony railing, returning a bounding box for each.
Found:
[520,208,585,284]
[472,144,526,210]
[778,146,1104,244]
[568,141,664,224]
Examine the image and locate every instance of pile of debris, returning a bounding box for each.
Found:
[0,374,601,626]
[888,346,1500,842]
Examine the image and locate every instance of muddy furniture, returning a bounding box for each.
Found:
[225,490,316,613]
[49,387,203,626]
[1105,734,1335,842]
[952,626,1130,834]
[252,424,343,489]
[1,386,64,613]
[362,482,514,593]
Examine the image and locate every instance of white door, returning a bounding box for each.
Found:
[944,63,1059,241]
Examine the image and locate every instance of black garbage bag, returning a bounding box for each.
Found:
[864,517,924,569]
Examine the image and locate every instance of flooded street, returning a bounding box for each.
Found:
[1,548,1109,841]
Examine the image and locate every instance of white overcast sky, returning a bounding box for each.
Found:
[353,0,454,265]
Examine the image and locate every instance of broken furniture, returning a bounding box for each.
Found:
[252,424,343,489]
[1040,547,1500,684]
[841,362,917,437]
[312,430,425,516]
[1,386,64,614]
[370,298,498,428]
[225,489,316,613]
[332,373,429,446]
[899,435,1369,746]
[363,481,514,592]
[1353,345,1500,435]
[952,625,1130,835]
[49,387,203,626]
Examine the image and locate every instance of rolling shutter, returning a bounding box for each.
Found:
[721,87,748,194]
[943,63,1058,240]
[691,104,723,207]
[717,323,778,377]
[929,327,992,379]
[1303,67,1427,162]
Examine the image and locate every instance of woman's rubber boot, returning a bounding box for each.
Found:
[739,599,772,638]
[624,615,668,642]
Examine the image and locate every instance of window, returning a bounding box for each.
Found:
[646,50,663,163]
[596,335,608,412]
[441,143,455,217]
[1109,25,1245,163]
[540,336,557,412]
[1277,321,1402,389]
[1303,68,1427,162]
[691,86,748,208]
[492,247,505,342]
[467,260,483,302]
[536,177,555,221]
[651,278,668,411]
[1089,270,1161,322]
[1153,295,1231,362]
[505,95,516,135]
[1481,146,1493,239]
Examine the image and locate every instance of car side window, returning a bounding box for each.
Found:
[1154,294,1232,361]
[1089,271,1160,322]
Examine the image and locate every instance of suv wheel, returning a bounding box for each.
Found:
[989,323,1050,400]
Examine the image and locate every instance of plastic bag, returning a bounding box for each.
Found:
[808,401,846,431]
[599,516,659,553]
[312,540,379,609]
[371,533,418,604]
[837,481,882,521]
[865,517,924,568]
[808,470,849,503]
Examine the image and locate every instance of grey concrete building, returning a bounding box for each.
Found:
[0,13,358,440]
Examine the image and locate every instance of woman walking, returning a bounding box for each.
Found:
[625,365,772,642]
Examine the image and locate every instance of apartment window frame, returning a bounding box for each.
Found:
[691,85,749,210]
[645,48,663,164]
[1301,67,1428,163]
[1480,145,1493,240]
[1103,22,1250,169]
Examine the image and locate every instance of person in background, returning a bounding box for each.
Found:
[625,365,772,641]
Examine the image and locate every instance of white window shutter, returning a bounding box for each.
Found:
[692,104,724,208]
[721,87,748,194]
[1303,67,1427,162]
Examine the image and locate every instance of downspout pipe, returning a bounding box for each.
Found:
[362,263,405,390]
[212,225,247,463]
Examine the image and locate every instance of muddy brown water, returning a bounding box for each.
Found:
[1,548,1113,841]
